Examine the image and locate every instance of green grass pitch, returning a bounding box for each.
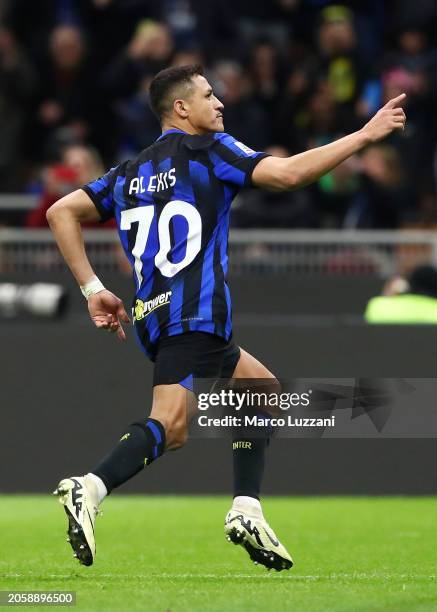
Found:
[1,496,436,611]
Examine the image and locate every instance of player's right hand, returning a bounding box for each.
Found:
[88,290,131,341]
[362,93,406,143]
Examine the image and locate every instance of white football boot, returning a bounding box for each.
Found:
[224,498,293,571]
[53,475,100,566]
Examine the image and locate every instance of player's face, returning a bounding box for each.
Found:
[187,75,224,133]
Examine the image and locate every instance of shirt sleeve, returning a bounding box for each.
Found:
[81,166,119,222]
[209,133,270,188]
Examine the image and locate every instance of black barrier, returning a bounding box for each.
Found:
[0,271,382,315]
[1,318,437,494]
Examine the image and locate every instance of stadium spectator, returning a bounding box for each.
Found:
[102,21,174,99]
[101,20,174,159]
[235,0,302,50]
[0,26,37,190]
[4,0,90,64]
[315,5,365,108]
[26,145,110,228]
[142,0,240,61]
[365,265,437,324]
[213,60,271,150]
[381,67,434,214]
[32,25,96,162]
[249,39,283,115]
[315,155,361,228]
[387,25,436,74]
[343,144,410,228]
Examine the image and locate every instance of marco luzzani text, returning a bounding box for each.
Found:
[196,389,335,429]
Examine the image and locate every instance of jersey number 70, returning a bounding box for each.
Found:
[120,200,202,285]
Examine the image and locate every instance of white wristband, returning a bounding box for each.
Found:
[80,276,106,300]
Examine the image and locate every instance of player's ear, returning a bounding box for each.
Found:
[174,99,189,119]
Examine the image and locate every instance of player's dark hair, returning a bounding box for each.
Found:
[149,64,205,122]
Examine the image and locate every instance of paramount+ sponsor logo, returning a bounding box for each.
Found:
[134,291,172,321]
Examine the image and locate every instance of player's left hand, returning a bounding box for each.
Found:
[362,93,407,143]
[88,289,131,341]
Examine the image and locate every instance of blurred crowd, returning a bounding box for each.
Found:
[0,0,436,229]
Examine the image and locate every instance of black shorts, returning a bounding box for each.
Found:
[152,332,241,391]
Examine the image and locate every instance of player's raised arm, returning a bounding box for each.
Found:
[252,93,407,191]
[46,189,130,340]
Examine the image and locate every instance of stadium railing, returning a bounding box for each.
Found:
[0,194,37,210]
[1,228,437,276]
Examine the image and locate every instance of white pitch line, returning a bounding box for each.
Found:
[3,573,297,580]
[2,573,436,581]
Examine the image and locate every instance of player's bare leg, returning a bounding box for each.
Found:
[54,383,192,566]
[224,348,293,571]
[150,383,197,450]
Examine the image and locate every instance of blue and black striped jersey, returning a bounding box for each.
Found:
[83,129,268,358]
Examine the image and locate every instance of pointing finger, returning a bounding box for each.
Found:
[384,93,406,109]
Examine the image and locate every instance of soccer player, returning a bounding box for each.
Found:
[48,65,406,570]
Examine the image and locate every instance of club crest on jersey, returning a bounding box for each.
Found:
[129,168,176,195]
[134,291,172,321]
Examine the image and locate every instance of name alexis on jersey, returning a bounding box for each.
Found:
[129,169,176,195]
[134,291,172,321]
